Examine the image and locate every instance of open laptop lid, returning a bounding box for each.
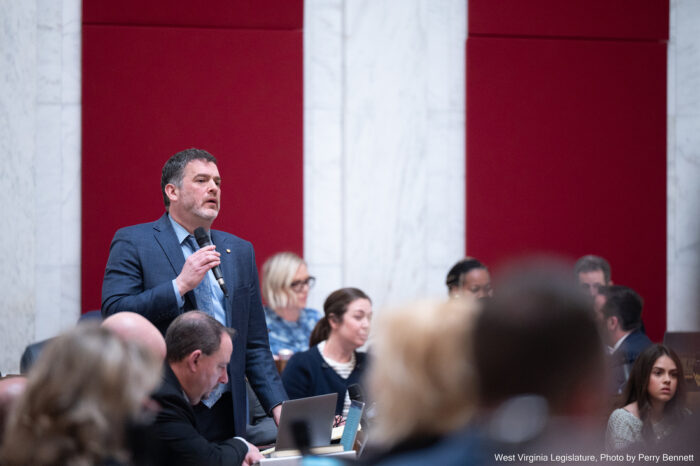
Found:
[340,400,364,451]
[275,393,338,450]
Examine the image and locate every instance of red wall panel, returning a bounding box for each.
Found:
[84,0,303,29]
[82,25,302,312]
[469,0,668,40]
[466,37,667,341]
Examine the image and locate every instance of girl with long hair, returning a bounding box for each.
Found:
[606,344,688,450]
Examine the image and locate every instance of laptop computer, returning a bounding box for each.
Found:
[339,400,364,451]
[275,393,338,451]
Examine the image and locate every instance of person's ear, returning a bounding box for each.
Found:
[606,316,618,331]
[186,350,202,372]
[328,314,341,330]
[165,183,178,204]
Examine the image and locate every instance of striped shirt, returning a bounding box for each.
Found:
[317,340,356,417]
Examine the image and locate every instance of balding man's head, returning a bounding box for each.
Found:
[102,312,166,361]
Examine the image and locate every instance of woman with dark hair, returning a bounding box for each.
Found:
[281,287,372,417]
[606,344,688,451]
[445,257,492,299]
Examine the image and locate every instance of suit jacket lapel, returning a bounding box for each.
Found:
[153,214,197,310]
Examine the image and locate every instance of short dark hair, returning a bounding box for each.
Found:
[622,344,687,442]
[474,262,604,413]
[161,148,217,210]
[165,311,235,363]
[446,258,487,292]
[600,285,644,331]
[310,288,371,347]
[574,255,611,283]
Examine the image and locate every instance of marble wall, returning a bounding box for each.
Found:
[0,0,81,375]
[1,0,698,374]
[303,0,467,313]
[667,0,700,331]
[305,0,700,332]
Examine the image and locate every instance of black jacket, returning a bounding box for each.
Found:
[150,364,249,466]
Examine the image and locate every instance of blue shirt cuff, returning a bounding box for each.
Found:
[172,280,184,308]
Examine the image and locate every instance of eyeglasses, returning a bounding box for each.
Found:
[290,276,316,292]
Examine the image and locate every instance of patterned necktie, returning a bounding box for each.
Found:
[186,235,215,319]
[186,235,226,408]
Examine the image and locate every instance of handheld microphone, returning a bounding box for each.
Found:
[193,227,229,297]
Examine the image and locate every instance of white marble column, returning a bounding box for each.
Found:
[304,0,467,312]
[0,0,81,375]
[0,0,37,375]
[667,0,700,331]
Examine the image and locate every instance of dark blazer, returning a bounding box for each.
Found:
[281,346,368,415]
[609,329,653,393]
[245,380,278,446]
[150,364,249,466]
[20,338,50,374]
[101,214,287,435]
[20,312,102,373]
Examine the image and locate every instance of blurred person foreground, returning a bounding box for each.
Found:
[0,324,162,466]
[363,260,610,465]
[363,297,479,465]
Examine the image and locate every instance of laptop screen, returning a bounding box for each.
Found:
[340,400,364,451]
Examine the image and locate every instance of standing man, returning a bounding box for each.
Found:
[102,148,286,440]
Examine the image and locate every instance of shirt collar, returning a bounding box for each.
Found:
[168,214,192,245]
[611,331,632,353]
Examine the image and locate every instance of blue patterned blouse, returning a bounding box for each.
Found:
[264,306,323,355]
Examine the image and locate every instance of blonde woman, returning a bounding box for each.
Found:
[262,252,321,355]
[1,324,162,466]
[366,298,479,461]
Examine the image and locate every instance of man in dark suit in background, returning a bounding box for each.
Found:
[598,285,652,394]
[101,148,286,440]
[574,254,612,298]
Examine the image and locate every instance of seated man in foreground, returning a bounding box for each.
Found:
[151,311,263,466]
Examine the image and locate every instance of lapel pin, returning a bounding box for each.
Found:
[226,249,231,253]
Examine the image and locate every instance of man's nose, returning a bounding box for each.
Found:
[219,368,228,384]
